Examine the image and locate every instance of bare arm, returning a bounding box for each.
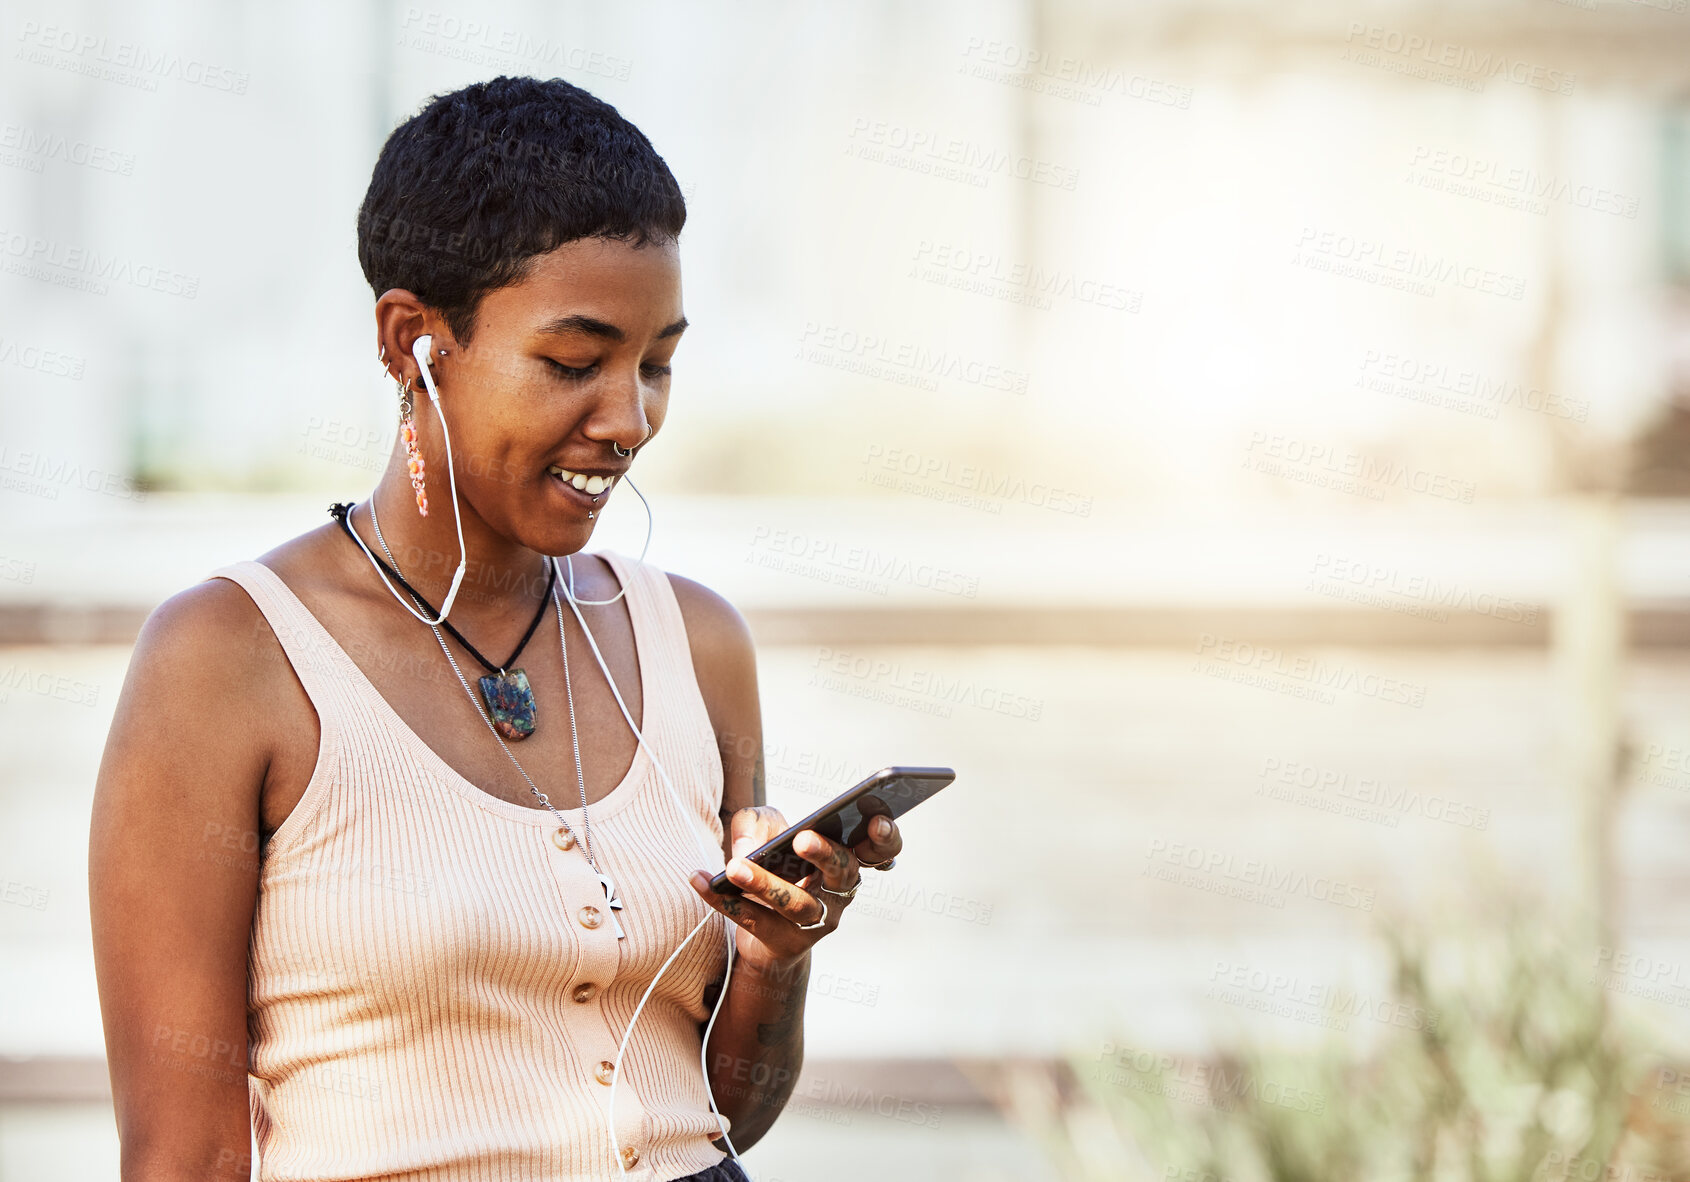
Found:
[668,574,806,1151]
[90,581,287,1180]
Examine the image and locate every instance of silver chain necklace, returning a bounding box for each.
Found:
[364,497,627,938]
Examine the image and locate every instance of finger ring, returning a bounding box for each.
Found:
[795,896,830,931]
[818,878,861,900]
[861,856,896,872]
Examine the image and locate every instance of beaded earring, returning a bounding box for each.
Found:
[379,344,430,518]
[398,378,428,516]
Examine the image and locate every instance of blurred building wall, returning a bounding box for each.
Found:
[4,0,1687,510]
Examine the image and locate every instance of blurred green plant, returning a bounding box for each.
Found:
[1004,900,1690,1182]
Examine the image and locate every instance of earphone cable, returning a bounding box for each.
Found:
[564,474,656,606]
[555,555,744,1173]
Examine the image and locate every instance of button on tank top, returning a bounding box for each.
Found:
[204,550,734,1182]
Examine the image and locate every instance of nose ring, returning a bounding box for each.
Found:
[612,426,653,458]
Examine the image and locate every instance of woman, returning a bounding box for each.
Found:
[88,75,902,1181]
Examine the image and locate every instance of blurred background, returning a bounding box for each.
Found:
[5,0,1690,1178]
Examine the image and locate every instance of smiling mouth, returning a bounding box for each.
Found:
[547,465,618,496]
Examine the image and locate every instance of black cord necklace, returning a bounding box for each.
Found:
[328,501,555,741]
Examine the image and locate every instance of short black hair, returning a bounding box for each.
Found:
[356,75,686,345]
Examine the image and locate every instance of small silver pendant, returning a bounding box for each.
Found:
[597,871,626,939]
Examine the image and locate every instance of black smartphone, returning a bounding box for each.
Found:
[707,766,956,896]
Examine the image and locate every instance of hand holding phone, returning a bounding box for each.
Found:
[707,766,955,896]
[687,766,955,960]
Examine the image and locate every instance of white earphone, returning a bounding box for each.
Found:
[392,333,468,624]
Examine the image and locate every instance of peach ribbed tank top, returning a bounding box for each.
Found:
[205,551,734,1182]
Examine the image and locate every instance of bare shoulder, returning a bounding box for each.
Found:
[136,527,342,691]
[111,570,295,805]
[132,572,288,711]
[663,570,763,815]
[110,525,344,831]
[664,570,755,666]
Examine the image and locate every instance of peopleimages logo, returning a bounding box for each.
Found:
[0,229,200,299]
[796,321,1030,395]
[397,8,633,79]
[747,527,981,598]
[1144,838,1377,912]
[0,123,136,175]
[1092,1042,1328,1114]
[1406,146,1638,220]
[1308,552,1539,626]
[958,38,1193,109]
[1208,960,1441,1033]
[0,662,101,707]
[860,444,1093,517]
[1292,226,1525,301]
[846,117,1080,190]
[1195,632,1428,709]
[910,240,1143,312]
[1340,23,1575,95]
[15,22,250,94]
[1257,756,1492,831]
[1356,348,1589,423]
[808,646,1043,722]
[0,334,85,380]
[1243,431,1477,505]
[0,445,146,502]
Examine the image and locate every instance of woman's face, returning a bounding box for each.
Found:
[412,234,685,559]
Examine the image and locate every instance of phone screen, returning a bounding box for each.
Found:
[712,766,955,893]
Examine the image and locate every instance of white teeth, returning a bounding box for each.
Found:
[547,465,616,495]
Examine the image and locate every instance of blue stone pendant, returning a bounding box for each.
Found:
[478,669,536,741]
